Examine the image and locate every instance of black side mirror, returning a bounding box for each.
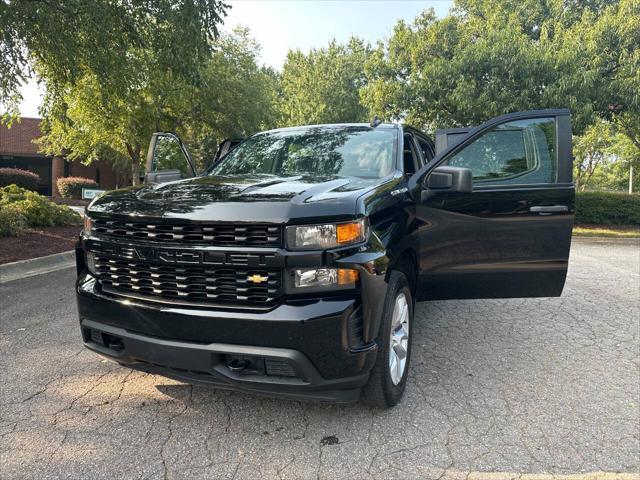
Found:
[421,166,473,201]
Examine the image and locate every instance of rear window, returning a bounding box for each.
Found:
[210,127,396,179]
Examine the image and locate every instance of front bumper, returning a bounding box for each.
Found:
[77,274,379,402]
[80,318,372,402]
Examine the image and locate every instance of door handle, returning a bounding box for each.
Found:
[530,205,568,215]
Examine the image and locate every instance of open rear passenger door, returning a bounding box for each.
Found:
[409,109,574,301]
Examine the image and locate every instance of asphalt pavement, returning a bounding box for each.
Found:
[1,238,639,479]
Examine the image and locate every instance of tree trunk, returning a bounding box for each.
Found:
[131,160,139,186]
[125,142,141,186]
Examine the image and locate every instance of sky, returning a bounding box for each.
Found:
[18,0,453,117]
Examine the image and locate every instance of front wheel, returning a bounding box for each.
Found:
[361,271,413,408]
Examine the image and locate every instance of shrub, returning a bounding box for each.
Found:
[575,191,640,226]
[0,203,27,237]
[57,176,98,199]
[0,168,40,190]
[0,184,81,229]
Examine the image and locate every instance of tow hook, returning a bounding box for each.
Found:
[226,358,250,372]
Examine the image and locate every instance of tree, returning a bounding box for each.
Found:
[2,0,230,184]
[573,121,616,191]
[280,38,371,126]
[184,28,281,170]
[576,120,640,192]
[361,0,638,136]
[37,27,279,183]
[1,0,228,121]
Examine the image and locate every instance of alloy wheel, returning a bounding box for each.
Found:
[388,292,410,385]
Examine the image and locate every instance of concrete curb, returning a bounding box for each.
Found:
[0,250,75,284]
[572,236,640,245]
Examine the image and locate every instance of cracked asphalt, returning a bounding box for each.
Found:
[1,238,639,480]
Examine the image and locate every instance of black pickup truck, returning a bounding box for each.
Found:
[76,109,574,407]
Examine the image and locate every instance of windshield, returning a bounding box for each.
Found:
[209,127,396,178]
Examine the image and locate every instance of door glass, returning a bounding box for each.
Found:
[444,117,557,185]
[403,134,418,174]
[417,138,434,164]
[152,135,191,176]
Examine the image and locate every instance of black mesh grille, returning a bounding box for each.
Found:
[92,219,282,247]
[94,256,282,305]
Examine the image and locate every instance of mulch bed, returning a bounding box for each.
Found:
[49,197,90,207]
[0,226,82,265]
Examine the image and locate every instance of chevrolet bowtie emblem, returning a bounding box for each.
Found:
[247,274,268,284]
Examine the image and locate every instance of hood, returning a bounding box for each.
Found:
[88,174,381,223]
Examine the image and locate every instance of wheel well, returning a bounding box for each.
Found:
[391,249,417,297]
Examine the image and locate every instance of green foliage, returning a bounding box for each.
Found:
[1,0,228,119]
[575,191,640,225]
[280,38,371,126]
[0,168,40,191]
[56,177,99,199]
[0,204,27,238]
[574,119,640,191]
[184,28,282,170]
[361,0,639,136]
[37,27,278,179]
[0,185,81,228]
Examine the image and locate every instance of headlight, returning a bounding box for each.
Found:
[83,216,93,236]
[286,267,359,293]
[286,219,367,250]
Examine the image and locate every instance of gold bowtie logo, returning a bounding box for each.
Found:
[247,274,268,284]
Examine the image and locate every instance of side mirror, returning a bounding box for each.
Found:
[421,166,473,201]
[145,132,196,185]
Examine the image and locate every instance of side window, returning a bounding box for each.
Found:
[416,137,434,165]
[152,135,191,176]
[444,117,557,185]
[403,134,418,175]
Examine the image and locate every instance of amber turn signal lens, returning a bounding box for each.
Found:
[83,216,93,236]
[336,221,364,244]
[337,268,359,285]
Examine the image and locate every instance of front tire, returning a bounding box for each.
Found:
[361,271,413,408]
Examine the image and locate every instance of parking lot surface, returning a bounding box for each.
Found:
[1,239,639,479]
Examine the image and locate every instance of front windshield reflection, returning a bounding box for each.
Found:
[209,127,395,179]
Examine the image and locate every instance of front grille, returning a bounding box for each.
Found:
[94,255,282,305]
[92,219,282,247]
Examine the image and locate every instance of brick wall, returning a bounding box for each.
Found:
[1,117,125,195]
[0,118,42,155]
[67,161,122,190]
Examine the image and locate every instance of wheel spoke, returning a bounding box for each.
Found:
[388,291,410,386]
[391,298,403,328]
[389,351,398,380]
[394,355,403,382]
[398,304,408,327]
[401,324,409,340]
[393,342,407,360]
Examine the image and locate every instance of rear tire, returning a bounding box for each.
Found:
[361,271,413,408]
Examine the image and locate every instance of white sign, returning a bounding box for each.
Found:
[82,188,106,200]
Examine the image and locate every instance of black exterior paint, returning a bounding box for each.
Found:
[407,110,574,300]
[76,112,574,402]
